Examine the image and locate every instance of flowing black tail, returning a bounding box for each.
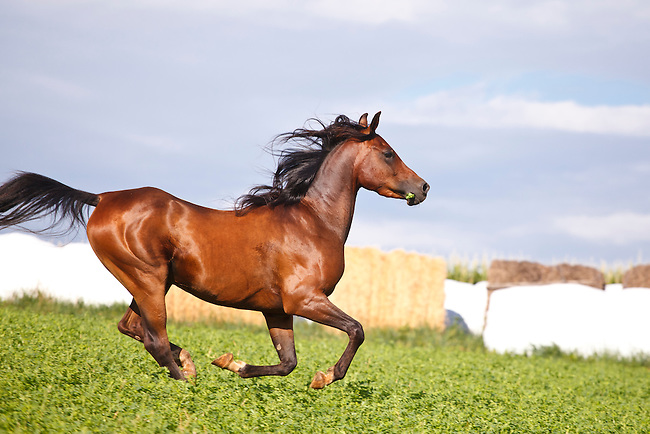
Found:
[0,172,99,235]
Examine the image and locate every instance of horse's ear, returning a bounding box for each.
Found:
[369,111,381,133]
[358,113,369,127]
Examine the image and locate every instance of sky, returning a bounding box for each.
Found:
[1,0,650,265]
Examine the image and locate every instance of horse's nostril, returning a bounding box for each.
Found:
[422,182,430,193]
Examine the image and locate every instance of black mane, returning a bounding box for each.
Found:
[235,115,373,214]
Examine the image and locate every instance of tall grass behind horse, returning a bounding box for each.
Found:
[0,112,429,388]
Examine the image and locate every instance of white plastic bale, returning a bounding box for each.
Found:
[443,279,488,335]
[0,233,131,305]
[483,283,650,357]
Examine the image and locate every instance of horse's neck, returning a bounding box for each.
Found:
[301,143,360,243]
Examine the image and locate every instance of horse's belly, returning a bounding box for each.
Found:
[175,280,285,314]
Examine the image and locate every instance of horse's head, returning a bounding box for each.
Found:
[355,112,429,206]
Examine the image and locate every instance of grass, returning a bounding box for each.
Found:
[447,254,488,284]
[600,261,633,285]
[2,292,650,432]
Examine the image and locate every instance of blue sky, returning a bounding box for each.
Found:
[1,0,650,264]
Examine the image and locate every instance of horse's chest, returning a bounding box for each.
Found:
[278,253,344,294]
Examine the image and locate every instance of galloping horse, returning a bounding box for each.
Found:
[0,112,428,388]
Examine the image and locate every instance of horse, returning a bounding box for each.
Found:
[0,112,429,388]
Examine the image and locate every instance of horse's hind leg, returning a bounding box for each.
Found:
[123,291,187,380]
[118,299,196,378]
[118,301,144,341]
[99,260,185,380]
[213,312,297,378]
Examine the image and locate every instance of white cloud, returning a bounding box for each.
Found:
[384,86,650,137]
[554,212,650,244]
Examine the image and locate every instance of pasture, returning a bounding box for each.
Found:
[2,294,649,432]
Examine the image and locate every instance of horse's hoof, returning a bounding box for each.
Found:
[310,371,327,389]
[179,349,197,378]
[213,352,234,369]
[310,367,335,389]
[212,352,246,373]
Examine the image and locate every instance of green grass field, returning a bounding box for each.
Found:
[2,294,649,432]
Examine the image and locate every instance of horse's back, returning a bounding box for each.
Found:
[94,187,208,214]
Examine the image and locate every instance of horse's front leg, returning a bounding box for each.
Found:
[213,312,297,378]
[285,292,364,389]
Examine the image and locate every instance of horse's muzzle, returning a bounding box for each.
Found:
[406,181,429,206]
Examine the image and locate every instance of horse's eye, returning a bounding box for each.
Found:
[383,150,394,159]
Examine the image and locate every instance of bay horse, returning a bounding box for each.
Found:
[0,112,428,388]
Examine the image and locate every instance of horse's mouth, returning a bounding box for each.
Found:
[377,185,427,205]
[402,181,429,206]
[405,192,425,206]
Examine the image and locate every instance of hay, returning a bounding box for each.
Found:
[622,264,650,288]
[487,260,605,291]
[166,247,447,330]
[331,248,447,329]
